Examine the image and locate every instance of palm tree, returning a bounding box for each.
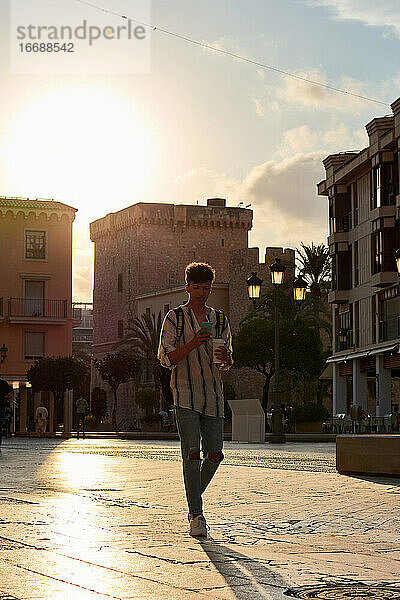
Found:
[122,311,163,363]
[296,242,331,298]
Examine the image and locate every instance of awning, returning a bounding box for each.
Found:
[368,343,398,356]
[319,363,333,379]
[326,354,351,364]
[326,343,399,364]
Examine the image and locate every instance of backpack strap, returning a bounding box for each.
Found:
[174,307,184,343]
[215,310,226,338]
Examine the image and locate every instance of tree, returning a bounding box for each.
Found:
[233,318,275,412]
[91,387,108,422]
[233,297,326,412]
[296,242,331,298]
[121,310,162,365]
[94,350,142,432]
[27,356,89,421]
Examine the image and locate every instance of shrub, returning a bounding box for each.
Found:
[292,402,330,424]
[85,414,99,430]
[140,413,162,426]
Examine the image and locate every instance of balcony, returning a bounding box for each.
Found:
[8,298,67,324]
[328,289,349,304]
[379,316,400,342]
[328,213,352,244]
[336,329,354,352]
[371,271,398,288]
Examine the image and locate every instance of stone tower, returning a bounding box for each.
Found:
[89,199,253,358]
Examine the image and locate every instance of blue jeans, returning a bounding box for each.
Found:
[175,406,224,516]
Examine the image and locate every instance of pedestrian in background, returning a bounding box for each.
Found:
[3,402,12,438]
[35,403,48,438]
[0,378,12,447]
[76,396,89,439]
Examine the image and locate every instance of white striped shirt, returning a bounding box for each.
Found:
[157,305,233,417]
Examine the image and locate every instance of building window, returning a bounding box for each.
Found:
[145,307,151,319]
[164,304,170,315]
[25,230,46,260]
[25,332,45,359]
[168,271,178,286]
[372,295,376,343]
[354,301,359,347]
[371,166,381,210]
[221,238,224,247]
[118,273,123,292]
[352,182,358,226]
[117,320,124,339]
[372,231,383,274]
[354,241,359,286]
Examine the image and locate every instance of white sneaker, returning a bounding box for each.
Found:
[189,514,208,538]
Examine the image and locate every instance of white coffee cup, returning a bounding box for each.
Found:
[212,339,225,364]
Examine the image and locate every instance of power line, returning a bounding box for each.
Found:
[74,0,390,108]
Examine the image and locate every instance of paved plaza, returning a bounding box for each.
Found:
[0,438,399,599]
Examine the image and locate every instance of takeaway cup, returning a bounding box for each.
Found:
[212,339,225,364]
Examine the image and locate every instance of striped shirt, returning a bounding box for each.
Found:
[157,305,233,418]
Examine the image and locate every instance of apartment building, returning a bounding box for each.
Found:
[318,97,400,416]
[0,196,78,433]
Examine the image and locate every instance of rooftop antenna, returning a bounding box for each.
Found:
[237,201,243,207]
[245,203,252,208]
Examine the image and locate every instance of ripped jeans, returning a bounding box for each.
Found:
[175,406,224,516]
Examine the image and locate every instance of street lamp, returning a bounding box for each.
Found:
[395,249,400,275]
[293,274,308,302]
[338,328,347,350]
[246,272,263,307]
[246,259,307,445]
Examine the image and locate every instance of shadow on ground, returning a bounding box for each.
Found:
[201,538,288,599]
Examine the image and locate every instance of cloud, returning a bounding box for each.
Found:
[255,67,381,115]
[310,0,400,38]
[278,123,368,157]
[172,152,329,250]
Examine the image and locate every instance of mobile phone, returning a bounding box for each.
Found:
[200,321,212,333]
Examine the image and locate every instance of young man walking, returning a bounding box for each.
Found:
[158,262,232,537]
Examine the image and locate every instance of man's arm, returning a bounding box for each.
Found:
[168,329,211,365]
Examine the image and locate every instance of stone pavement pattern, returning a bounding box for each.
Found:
[0,438,399,599]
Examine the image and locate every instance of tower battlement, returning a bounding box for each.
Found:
[90,201,253,240]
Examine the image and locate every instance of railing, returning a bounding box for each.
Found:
[73,333,93,342]
[379,316,400,342]
[355,328,359,347]
[9,298,67,318]
[332,213,352,233]
[72,307,82,321]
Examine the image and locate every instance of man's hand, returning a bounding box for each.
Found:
[214,345,230,365]
[190,329,212,349]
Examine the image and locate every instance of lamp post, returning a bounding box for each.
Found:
[269,258,287,443]
[246,260,307,444]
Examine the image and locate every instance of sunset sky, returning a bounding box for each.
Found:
[1,0,399,301]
